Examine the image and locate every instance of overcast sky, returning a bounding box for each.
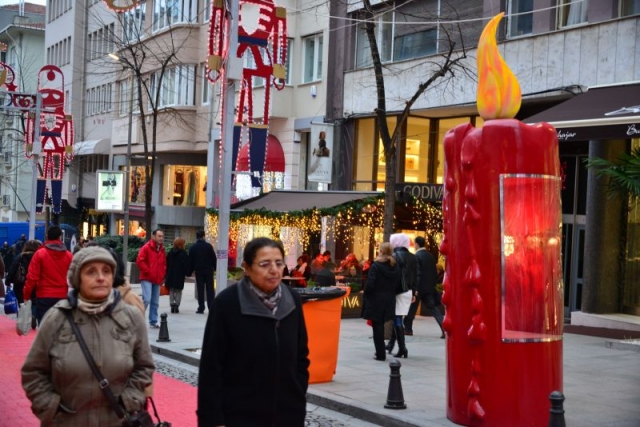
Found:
[0,0,46,5]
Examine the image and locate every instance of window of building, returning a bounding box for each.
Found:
[508,0,533,37]
[557,0,588,28]
[203,0,212,22]
[404,118,430,183]
[302,33,323,83]
[355,10,393,68]
[620,0,640,16]
[201,63,210,104]
[122,3,146,42]
[354,118,376,191]
[119,79,134,116]
[128,165,147,204]
[153,0,197,32]
[248,38,292,87]
[162,165,207,206]
[150,65,196,108]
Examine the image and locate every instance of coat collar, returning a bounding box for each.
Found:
[237,277,296,321]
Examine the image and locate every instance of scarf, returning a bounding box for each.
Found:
[250,283,282,315]
[77,290,115,315]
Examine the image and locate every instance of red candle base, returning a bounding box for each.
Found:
[441,119,563,427]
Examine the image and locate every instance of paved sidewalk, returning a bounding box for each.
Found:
[142,282,640,427]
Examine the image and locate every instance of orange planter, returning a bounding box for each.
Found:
[301,287,349,384]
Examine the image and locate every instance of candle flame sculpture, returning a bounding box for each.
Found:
[441,13,563,427]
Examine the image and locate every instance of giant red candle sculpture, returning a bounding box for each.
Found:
[440,13,563,427]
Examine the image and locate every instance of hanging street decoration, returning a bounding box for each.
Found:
[0,61,18,93]
[103,0,138,12]
[24,65,75,214]
[207,0,288,195]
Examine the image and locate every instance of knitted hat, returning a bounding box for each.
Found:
[67,246,117,290]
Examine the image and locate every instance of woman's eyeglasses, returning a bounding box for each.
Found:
[254,260,286,270]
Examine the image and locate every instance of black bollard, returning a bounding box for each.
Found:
[548,391,566,427]
[384,359,406,409]
[157,312,171,342]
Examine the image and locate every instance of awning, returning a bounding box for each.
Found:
[231,190,379,212]
[236,134,285,172]
[524,82,640,142]
[74,139,110,155]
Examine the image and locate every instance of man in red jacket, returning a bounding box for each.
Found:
[24,225,73,325]
[136,228,166,328]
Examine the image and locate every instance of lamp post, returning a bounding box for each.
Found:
[121,75,134,266]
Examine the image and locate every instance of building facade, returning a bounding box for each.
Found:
[325,0,640,319]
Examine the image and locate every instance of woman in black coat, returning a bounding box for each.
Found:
[165,237,190,313]
[6,239,42,304]
[197,237,309,427]
[362,242,401,361]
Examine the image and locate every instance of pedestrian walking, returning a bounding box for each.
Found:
[405,236,445,338]
[23,226,73,325]
[136,228,167,328]
[6,239,42,306]
[166,237,190,313]
[362,241,400,361]
[21,246,154,426]
[387,233,417,358]
[197,237,309,427]
[189,230,216,314]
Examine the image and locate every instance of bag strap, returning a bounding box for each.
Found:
[63,310,127,420]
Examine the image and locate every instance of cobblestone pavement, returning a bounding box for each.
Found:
[153,354,378,426]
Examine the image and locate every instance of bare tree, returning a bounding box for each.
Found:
[360,0,472,239]
[91,7,200,235]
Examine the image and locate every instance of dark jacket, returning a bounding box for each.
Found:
[197,277,309,427]
[362,261,400,322]
[24,241,73,301]
[393,247,418,293]
[415,248,438,295]
[189,238,217,274]
[165,248,190,290]
[6,251,36,304]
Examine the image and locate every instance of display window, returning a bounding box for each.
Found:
[162,165,207,207]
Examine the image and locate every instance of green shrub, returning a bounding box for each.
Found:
[94,235,145,262]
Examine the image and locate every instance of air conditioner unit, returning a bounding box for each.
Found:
[1,195,10,206]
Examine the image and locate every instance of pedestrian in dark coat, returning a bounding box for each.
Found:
[6,240,42,304]
[197,237,309,427]
[409,236,445,338]
[189,230,217,314]
[362,242,401,361]
[165,237,190,313]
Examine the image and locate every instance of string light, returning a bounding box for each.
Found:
[206,193,443,251]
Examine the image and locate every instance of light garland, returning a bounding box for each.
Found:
[206,193,443,250]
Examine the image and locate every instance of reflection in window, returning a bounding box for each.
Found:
[507,0,533,37]
[162,165,207,207]
[557,0,588,28]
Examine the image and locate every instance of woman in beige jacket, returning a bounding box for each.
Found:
[21,247,154,426]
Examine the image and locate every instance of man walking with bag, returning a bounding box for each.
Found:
[189,230,217,314]
[136,229,167,328]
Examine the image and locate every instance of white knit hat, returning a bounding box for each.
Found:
[67,246,117,290]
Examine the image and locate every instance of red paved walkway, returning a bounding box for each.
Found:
[0,315,197,426]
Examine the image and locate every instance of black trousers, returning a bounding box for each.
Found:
[404,291,444,333]
[36,297,64,325]
[371,320,386,359]
[195,270,215,312]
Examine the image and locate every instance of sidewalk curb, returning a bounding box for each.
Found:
[306,390,419,427]
[150,344,200,368]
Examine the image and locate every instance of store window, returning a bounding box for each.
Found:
[162,165,207,206]
[354,118,376,191]
[437,117,472,183]
[404,117,430,184]
[375,117,399,191]
[127,165,147,204]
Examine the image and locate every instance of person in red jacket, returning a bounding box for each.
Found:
[136,228,167,328]
[23,225,73,325]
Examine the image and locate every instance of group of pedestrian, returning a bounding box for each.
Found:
[362,233,445,362]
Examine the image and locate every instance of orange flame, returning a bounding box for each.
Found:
[476,13,521,120]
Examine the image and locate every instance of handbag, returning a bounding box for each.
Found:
[4,288,18,314]
[63,311,170,427]
[16,300,32,336]
[160,284,170,296]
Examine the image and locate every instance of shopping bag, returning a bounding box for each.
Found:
[16,300,32,336]
[4,288,18,314]
[160,284,170,296]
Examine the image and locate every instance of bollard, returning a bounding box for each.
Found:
[548,391,566,427]
[157,312,171,342]
[384,359,406,409]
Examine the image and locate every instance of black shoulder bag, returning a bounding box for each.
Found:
[63,310,170,427]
